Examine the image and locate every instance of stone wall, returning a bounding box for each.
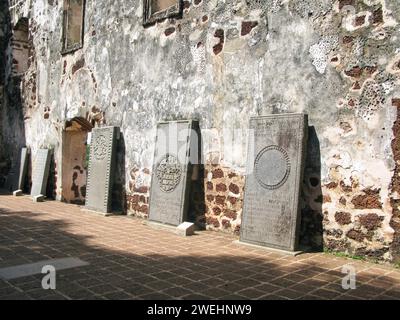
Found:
[0,0,9,185]
[1,0,400,262]
[0,0,30,187]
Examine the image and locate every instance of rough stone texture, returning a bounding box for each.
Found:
[335,211,352,225]
[240,114,308,252]
[351,188,383,209]
[85,126,119,214]
[0,1,9,187]
[30,149,52,197]
[202,164,245,234]
[0,0,400,261]
[358,212,383,230]
[148,120,199,226]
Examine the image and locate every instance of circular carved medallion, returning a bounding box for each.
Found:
[254,145,290,190]
[156,154,182,193]
[93,134,108,161]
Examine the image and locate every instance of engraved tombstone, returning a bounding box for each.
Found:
[240,113,308,252]
[30,149,52,198]
[16,147,30,191]
[149,120,200,226]
[6,147,30,193]
[85,126,119,214]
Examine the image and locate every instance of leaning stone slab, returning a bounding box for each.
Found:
[148,120,200,226]
[240,113,308,252]
[16,147,30,191]
[85,126,120,214]
[176,222,195,237]
[30,149,52,198]
[6,147,30,193]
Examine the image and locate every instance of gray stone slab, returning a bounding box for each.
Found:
[5,147,30,192]
[240,113,308,252]
[148,120,200,226]
[30,149,52,197]
[176,222,195,237]
[0,258,89,280]
[85,126,119,214]
[233,240,303,256]
[16,147,30,191]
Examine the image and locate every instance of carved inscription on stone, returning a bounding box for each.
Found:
[241,113,308,252]
[85,127,119,214]
[149,120,200,226]
[255,145,290,190]
[92,134,108,161]
[156,154,182,193]
[30,149,52,197]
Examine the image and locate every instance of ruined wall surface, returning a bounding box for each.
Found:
[2,0,400,262]
[0,0,30,187]
[0,0,10,185]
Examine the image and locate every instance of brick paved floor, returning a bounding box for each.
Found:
[0,193,400,300]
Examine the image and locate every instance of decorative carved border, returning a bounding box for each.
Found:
[148,120,195,226]
[143,0,183,27]
[241,113,308,252]
[254,145,291,190]
[85,127,117,213]
[156,153,182,193]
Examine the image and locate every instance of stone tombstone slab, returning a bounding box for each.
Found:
[149,120,200,226]
[16,147,30,191]
[5,147,29,192]
[241,113,308,252]
[85,126,119,214]
[30,149,52,197]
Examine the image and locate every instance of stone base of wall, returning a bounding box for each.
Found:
[202,164,244,234]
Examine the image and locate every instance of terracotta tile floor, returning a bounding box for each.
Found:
[0,193,400,300]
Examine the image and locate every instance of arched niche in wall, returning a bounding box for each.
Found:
[61,117,92,204]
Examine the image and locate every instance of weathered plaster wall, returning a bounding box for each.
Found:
[0,0,30,187]
[0,0,10,186]
[2,0,400,262]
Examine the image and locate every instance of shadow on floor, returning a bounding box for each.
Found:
[0,199,398,300]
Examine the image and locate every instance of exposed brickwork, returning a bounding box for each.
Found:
[347,229,367,242]
[213,29,224,55]
[359,213,383,231]
[323,175,388,261]
[241,21,258,36]
[335,211,352,225]
[72,57,85,75]
[352,189,382,209]
[390,98,400,263]
[203,164,244,234]
[372,7,383,24]
[164,27,175,37]
[127,168,150,219]
[1,0,400,265]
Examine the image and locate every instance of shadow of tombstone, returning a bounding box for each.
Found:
[300,126,323,252]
